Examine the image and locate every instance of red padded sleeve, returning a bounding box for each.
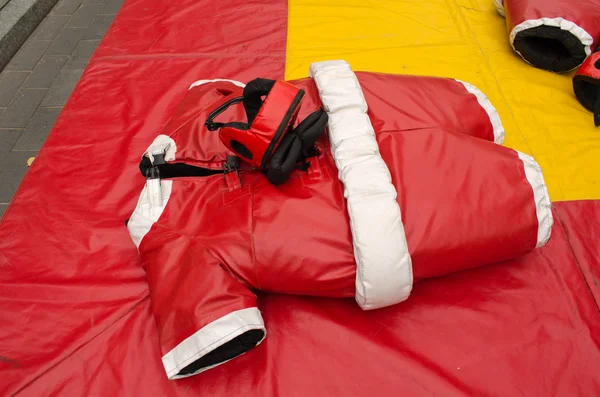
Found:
[139,220,265,379]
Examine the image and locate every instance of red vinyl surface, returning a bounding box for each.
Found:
[0,0,287,394]
[554,201,600,307]
[4,215,600,396]
[1,0,600,395]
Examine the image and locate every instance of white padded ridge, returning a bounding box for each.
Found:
[309,60,413,310]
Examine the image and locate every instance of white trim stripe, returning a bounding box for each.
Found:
[309,60,413,310]
[494,0,505,17]
[510,18,593,69]
[189,79,245,90]
[455,80,506,145]
[127,180,172,249]
[162,307,266,379]
[517,152,553,247]
[127,135,177,249]
[144,134,177,165]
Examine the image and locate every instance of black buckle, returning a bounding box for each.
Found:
[223,155,239,173]
[145,166,160,180]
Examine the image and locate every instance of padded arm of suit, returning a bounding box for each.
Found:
[141,231,266,380]
[496,0,600,72]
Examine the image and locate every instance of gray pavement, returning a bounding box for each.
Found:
[0,0,60,71]
[0,0,123,217]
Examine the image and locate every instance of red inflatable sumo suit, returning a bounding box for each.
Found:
[495,0,600,72]
[126,60,552,379]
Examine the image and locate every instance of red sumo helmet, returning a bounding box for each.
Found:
[206,78,304,170]
[206,78,328,185]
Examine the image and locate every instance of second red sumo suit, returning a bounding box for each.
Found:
[127,60,552,379]
[495,0,600,72]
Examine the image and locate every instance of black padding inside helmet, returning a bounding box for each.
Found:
[266,109,329,185]
[243,78,276,125]
[513,25,587,72]
[267,133,302,185]
[294,109,329,153]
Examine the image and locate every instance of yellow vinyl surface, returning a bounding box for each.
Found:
[286,0,600,201]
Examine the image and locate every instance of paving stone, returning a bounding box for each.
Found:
[32,15,70,40]
[23,55,68,88]
[83,14,113,39]
[13,107,61,150]
[63,39,99,70]
[0,150,37,203]
[66,3,103,27]
[99,0,123,15]
[41,69,82,106]
[0,71,29,107]
[0,0,59,71]
[0,204,7,218]
[5,40,52,70]
[0,129,22,161]
[0,89,47,128]
[50,0,83,15]
[46,27,87,55]
[0,0,117,199]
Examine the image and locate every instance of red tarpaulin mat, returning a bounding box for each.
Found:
[1,0,599,395]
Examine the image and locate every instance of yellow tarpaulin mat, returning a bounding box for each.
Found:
[286,0,600,202]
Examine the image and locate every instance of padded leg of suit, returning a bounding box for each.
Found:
[377,127,553,281]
